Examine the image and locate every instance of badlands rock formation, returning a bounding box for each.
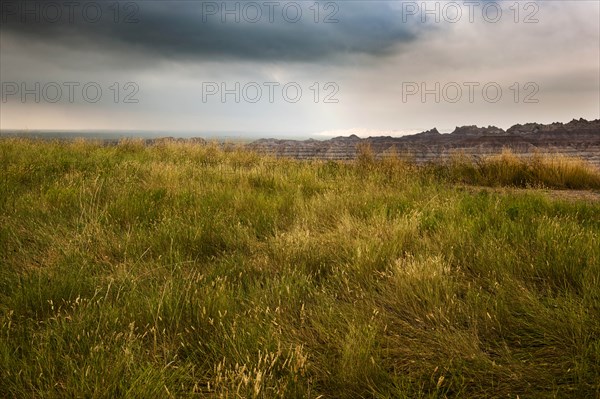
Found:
[247,119,600,166]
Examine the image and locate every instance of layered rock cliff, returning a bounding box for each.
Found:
[247,119,600,166]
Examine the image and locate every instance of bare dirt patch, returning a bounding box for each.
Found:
[459,185,600,203]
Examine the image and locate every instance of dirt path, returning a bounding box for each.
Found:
[460,186,600,203]
[541,189,600,202]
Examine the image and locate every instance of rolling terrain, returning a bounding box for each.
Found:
[1,138,599,398]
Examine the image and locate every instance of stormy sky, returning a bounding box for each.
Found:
[1,0,599,137]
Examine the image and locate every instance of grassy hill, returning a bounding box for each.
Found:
[1,139,599,398]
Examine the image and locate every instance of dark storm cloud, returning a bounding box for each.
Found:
[0,1,422,63]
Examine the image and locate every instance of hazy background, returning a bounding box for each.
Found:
[1,0,599,138]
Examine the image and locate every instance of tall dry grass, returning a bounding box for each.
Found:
[1,139,599,398]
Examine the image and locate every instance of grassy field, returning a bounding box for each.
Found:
[1,139,599,398]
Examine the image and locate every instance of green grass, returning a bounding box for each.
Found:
[1,138,599,398]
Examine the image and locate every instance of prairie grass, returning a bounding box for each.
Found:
[1,139,599,398]
[438,150,600,189]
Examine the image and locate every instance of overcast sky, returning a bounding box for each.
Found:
[1,0,599,137]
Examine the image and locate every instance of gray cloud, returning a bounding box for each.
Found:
[0,1,422,63]
[1,0,597,133]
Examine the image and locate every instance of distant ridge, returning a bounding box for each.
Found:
[247,119,600,166]
[2,119,599,166]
